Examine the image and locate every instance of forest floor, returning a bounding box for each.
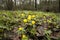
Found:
[0,11,60,40]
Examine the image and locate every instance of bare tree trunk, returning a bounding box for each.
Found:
[29,0,31,10]
[35,0,37,10]
[59,0,60,12]
[14,0,16,10]
[6,0,13,10]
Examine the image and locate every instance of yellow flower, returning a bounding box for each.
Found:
[23,19,27,23]
[21,14,25,16]
[27,15,31,20]
[32,15,36,18]
[32,21,36,25]
[22,35,26,38]
[18,27,23,30]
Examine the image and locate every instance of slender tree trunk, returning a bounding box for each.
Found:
[14,0,16,10]
[29,0,31,10]
[15,0,16,7]
[6,0,13,10]
[35,0,37,10]
[59,0,60,12]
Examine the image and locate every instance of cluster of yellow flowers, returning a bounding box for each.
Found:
[16,13,59,40]
[18,27,27,38]
[22,14,36,25]
[18,14,36,33]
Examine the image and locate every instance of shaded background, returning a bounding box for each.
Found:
[0,0,60,12]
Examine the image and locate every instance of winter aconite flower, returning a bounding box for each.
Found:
[23,19,28,23]
[22,34,26,38]
[27,15,32,20]
[18,27,23,31]
[32,21,36,25]
[21,14,25,16]
[32,15,36,18]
